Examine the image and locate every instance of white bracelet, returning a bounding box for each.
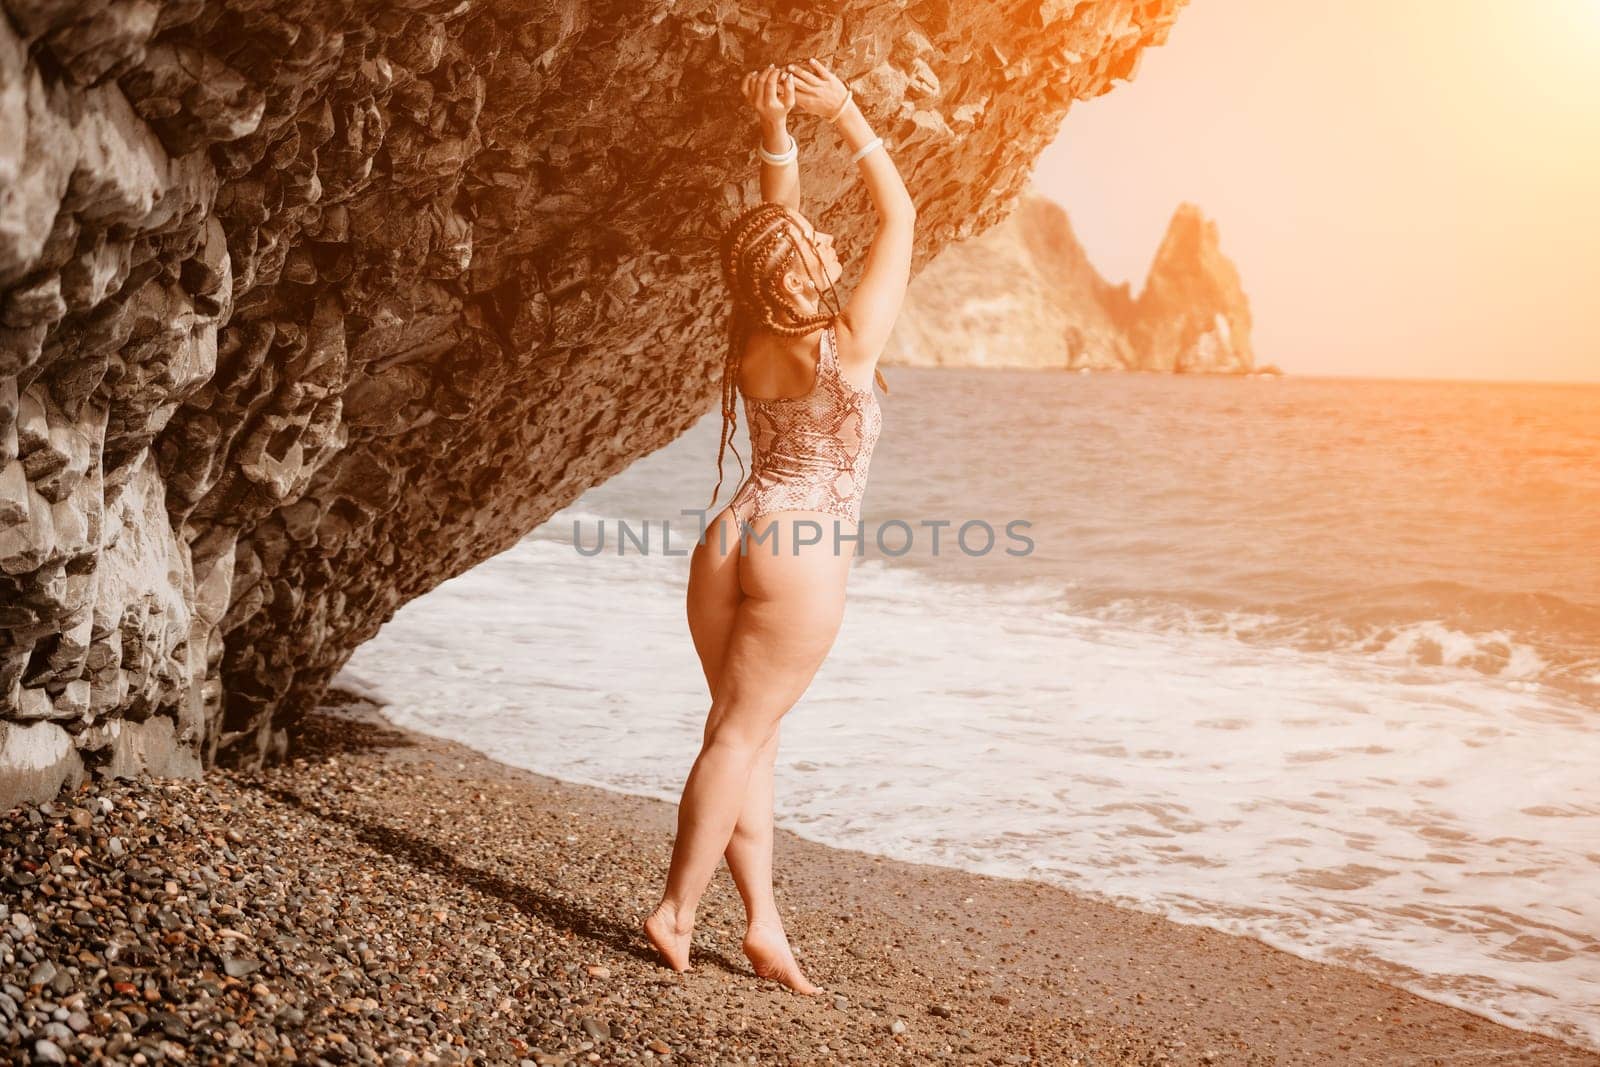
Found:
[827,88,854,123]
[757,132,797,166]
[850,136,883,164]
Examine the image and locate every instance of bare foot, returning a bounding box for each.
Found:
[644,904,693,972]
[742,920,821,994]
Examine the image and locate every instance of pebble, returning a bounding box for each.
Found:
[0,704,1313,1067]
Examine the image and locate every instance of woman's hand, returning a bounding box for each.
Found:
[785,58,851,120]
[742,64,795,128]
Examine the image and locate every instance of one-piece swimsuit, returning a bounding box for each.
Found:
[728,323,883,528]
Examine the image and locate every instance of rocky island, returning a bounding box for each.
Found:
[883,188,1266,374]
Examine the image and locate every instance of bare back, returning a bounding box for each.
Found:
[739,322,876,398]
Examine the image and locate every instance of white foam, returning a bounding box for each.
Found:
[1081,596,1583,694]
[340,533,1600,1053]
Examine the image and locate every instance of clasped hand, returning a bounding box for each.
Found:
[740,58,851,125]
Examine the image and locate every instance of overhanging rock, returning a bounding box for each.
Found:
[0,0,1187,799]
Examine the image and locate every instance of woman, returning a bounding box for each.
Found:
[644,58,916,993]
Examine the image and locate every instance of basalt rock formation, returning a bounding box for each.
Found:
[0,0,1188,808]
[884,189,1257,372]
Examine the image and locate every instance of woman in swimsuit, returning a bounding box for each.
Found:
[644,58,916,993]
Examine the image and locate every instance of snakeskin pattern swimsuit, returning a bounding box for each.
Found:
[729,324,883,527]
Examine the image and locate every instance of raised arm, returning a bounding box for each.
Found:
[743,66,799,212]
[788,58,916,379]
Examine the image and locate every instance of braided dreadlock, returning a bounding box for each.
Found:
[710,202,879,510]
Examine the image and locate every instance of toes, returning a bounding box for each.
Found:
[747,950,819,993]
[742,926,823,993]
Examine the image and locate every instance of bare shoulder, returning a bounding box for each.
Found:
[829,316,878,392]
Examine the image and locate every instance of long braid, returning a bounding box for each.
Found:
[710,203,840,509]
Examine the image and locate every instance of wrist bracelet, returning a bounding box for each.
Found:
[757,132,797,165]
[828,88,854,123]
[850,136,883,164]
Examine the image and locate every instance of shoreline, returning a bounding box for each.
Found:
[374,704,1597,1053]
[5,693,1596,1065]
[351,697,1598,1065]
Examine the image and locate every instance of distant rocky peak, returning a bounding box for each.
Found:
[884,191,1257,374]
[1143,202,1237,304]
[1133,202,1254,373]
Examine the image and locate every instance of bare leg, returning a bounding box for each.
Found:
[685,508,785,896]
[648,511,848,983]
[680,508,821,992]
[725,731,820,993]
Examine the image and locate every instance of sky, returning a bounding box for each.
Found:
[1033,0,1600,383]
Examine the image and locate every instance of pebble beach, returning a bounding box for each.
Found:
[2,692,1596,1067]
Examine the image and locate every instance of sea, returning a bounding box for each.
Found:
[337,371,1600,1051]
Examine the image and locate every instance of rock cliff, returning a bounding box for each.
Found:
[883,189,1256,372]
[0,0,1188,807]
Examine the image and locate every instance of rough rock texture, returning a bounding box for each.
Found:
[1,0,1188,803]
[884,189,1256,372]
